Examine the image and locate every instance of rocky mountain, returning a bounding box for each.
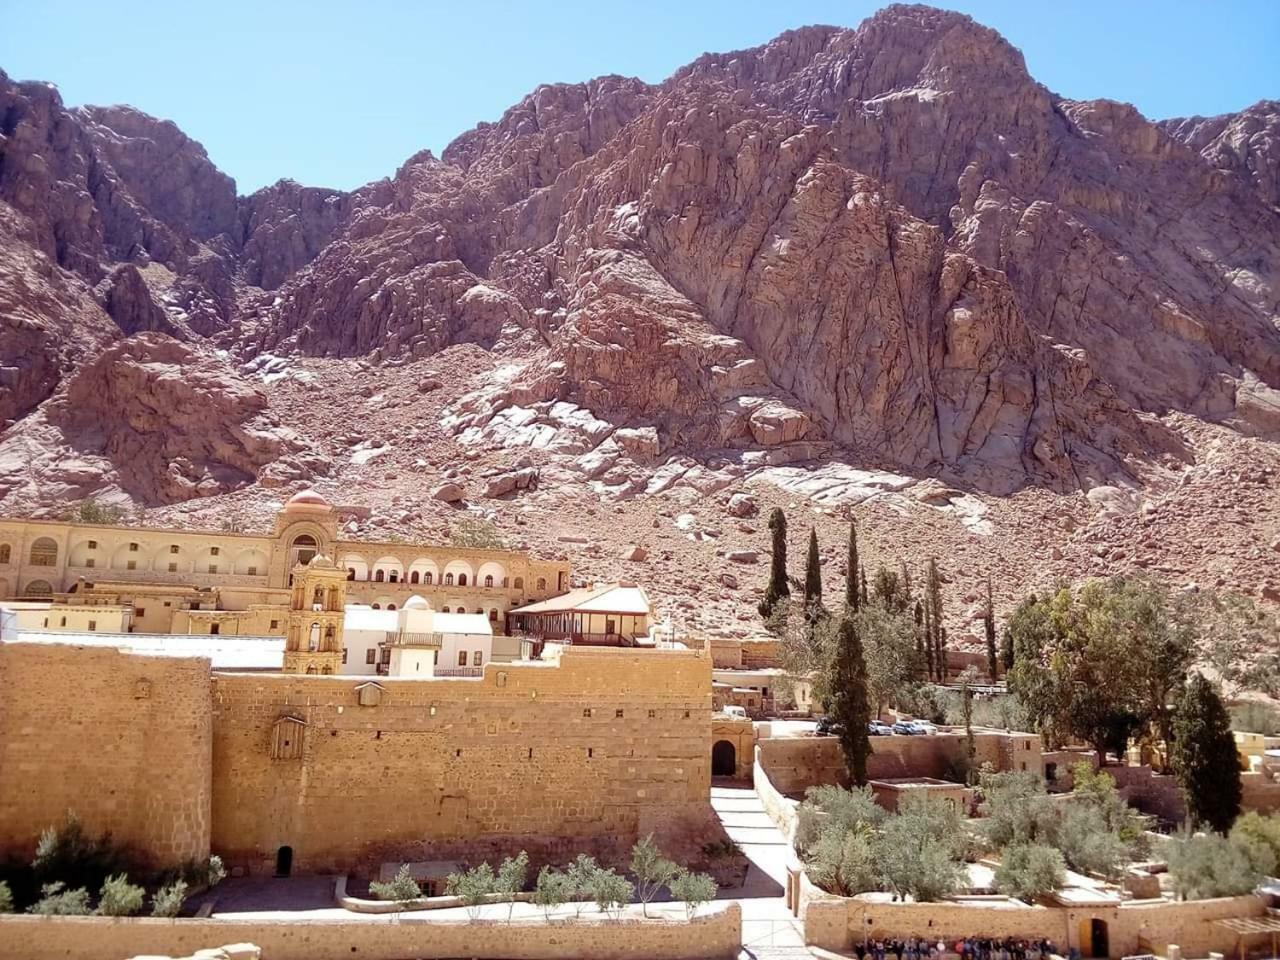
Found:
[0,4,1277,633]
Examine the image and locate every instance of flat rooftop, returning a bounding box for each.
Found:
[7,631,285,671]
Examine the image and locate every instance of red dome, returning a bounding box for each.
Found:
[284,489,330,510]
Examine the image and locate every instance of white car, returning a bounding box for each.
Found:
[907,720,939,735]
[722,705,748,719]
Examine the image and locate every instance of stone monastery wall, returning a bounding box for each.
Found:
[0,643,711,873]
[0,643,213,865]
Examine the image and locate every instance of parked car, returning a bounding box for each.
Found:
[867,720,894,736]
[815,716,845,737]
[909,720,940,735]
[891,721,919,735]
[722,705,748,719]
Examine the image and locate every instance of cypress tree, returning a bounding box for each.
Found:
[913,598,926,678]
[830,615,872,785]
[1001,591,1028,672]
[758,508,790,619]
[937,626,948,683]
[926,558,944,681]
[803,527,822,609]
[1170,674,1242,834]
[859,568,869,608]
[984,577,999,681]
[846,520,860,611]
[921,598,934,680]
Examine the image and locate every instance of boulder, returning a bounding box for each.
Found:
[726,492,758,518]
[432,482,465,502]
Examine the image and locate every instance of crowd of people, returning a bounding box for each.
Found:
[855,938,1061,960]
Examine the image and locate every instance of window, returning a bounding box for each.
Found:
[389,571,398,583]
[484,575,494,587]
[42,617,48,628]
[537,578,546,591]
[60,616,67,627]
[170,545,179,554]
[615,709,624,719]
[135,608,145,618]
[342,648,349,664]
[210,546,219,556]
[424,572,433,585]
[648,709,656,719]
[444,573,454,586]
[410,571,419,584]
[387,603,396,611]
[207,564,217,574]
[372,603,380,610]
[502,577,509,588]
[87,540,97,550]
[29,538,58,567]
[472,650,482,666]
[488,609,498,622]
[441,606,450,613]
[366,649,376,664]
[88,620,97,631]
[375,570,385,582]
[346,568,355,581]
[168,562,177,573]
[583,708,593,718]
[458,574,467,586]
[0,544,9,564]
[129,542,138,552]
[513,577,523,589]
[457,651,467,667]
[270,619,279,630]
[210,623,220,635]
[474,608,483,615]
[85,558,95,568]
[126,560,137,571]
[247,566,258,576]
[587,748,593,758]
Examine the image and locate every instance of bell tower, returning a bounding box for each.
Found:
[284,555,347,675]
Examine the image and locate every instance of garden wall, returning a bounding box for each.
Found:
[0,905,742,960]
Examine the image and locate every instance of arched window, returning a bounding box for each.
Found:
[474,607,483,615]
[371,603,381,610]
[458,574,468,586]
[513,577,524,589]
[375,570,385,582]
[484,575,494,588]
[424,572,433,585]
[313,586,324,605]
[442,606,450,613]
[306,664,318,675]
[309,623,321,651]
[410,571,420,584]
[291,534,318,567]
[23,579,53,597]
[347,568,356,581]
[29,538,58,567]
[325,624,335,641]
[0,544,10,564]
[488,609,498,622]
[387,603,397,611]
[321,664,333,675]
[389,571,399,583]
[444,573,454,586]
[537,578,546,591]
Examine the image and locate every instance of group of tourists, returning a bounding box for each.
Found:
[855,937,1060,960]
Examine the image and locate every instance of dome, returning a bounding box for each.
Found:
[284,489,331,512]
[309,554,335,567]
[403,595,430,610]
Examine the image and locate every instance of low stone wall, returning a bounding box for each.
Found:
[0,904,741,960]
[1242,771,1280,814]
[754,749,799,841]
[800,875,1266,959]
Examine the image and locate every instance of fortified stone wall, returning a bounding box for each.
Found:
[0,906,742,960]
[801,879,1266,958]
[210,646,712,873]
[757,731,1042,796]
[0,643,212,867]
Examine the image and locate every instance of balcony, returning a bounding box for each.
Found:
[383,631,443,648]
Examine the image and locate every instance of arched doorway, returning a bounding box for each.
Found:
[712,740,736,777]
[275,845,293,877]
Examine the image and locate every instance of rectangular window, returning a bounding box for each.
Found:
[170,545,179,554]
[648,709,656,719]
[342,648,348,664]
[60,616,67,627]
[210,623,220,635]
[587,748,593,758]
[247,566,257,576]
[472,650,482,667]
[126,560,137,570]
[366,649,376,665]
[457,651,467,667]
[43,618,49,628]
[168,562,177,573]
[270,619,279,630]
[208,564,217,574]
[135,608,145,618]
[380,648,391,664]
[129,543,138,552]
[583,708,593,718]
[85,558,95,568]
[210,546,220,556]
[87,540,97,550]
[88,620,97,631]
[615,708,624,719]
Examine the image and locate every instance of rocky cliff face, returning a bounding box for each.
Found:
[0,5,1277,619]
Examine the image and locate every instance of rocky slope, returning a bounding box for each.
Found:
[0,5,1277,634]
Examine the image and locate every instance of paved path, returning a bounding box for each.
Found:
[709,782,816,959]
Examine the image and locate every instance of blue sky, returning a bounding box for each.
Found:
[1,0,1275,194]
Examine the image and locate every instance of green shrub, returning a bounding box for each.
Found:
[588,867,633,920]
[151,880,188,918]
[445,862,496,920]
[805,823,878,897]
[533,866,574,920]
[565,854,600,917]
[0,881,12,914]
[630,835,678,916]
[28,881,91,915]
[994,844,1066,902]
[668,869,717,919]
[32,812,131,897]
[1057,804,1129,879]
[96,874,145,916]
[495,851,529,922]
[978,770,1057,849]
[1232,812,1280,870]
[1167,831,1263,900]
[369,864,422,908]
